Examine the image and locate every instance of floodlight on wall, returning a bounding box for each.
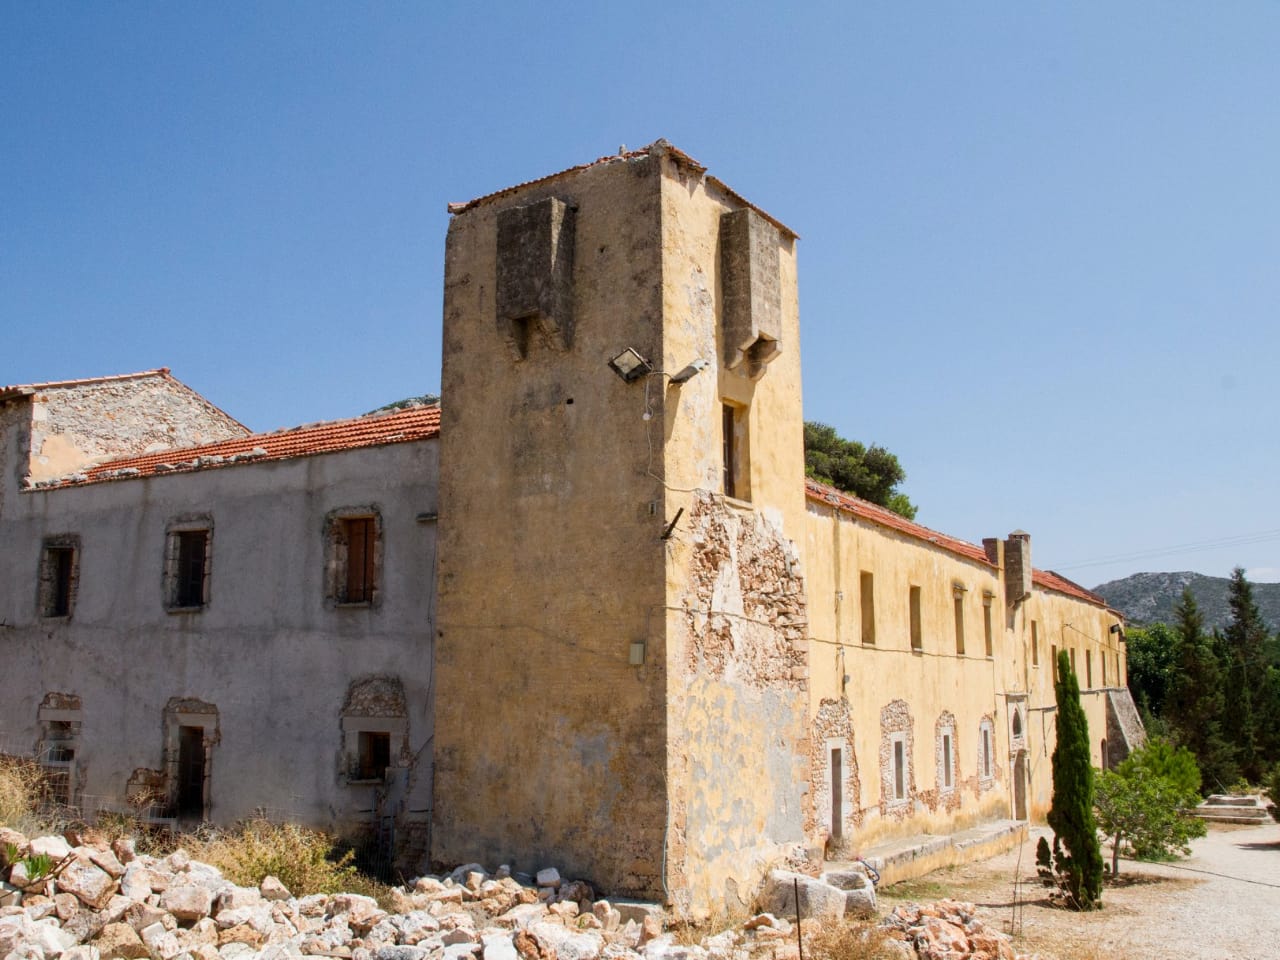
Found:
[607,348,653,382]
[669,358,709,384]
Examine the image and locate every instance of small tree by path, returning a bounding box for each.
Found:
[1047,649,1104,909]
[1095,739,1206,875]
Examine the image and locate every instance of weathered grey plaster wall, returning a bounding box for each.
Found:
[25,374,247,483]
[0,438,438,854]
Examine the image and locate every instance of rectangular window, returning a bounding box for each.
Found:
[1086,650,1093,688]
[1052,644,1058,681]
[175,531,208,608]
[830,748,843,838]
[357,731,391,781]
[1102,650,1108,686]
[893,738,906,800]
[942,733,953,788]
[982,727,992,779]
[721,403,749,500]
[953,594,965,655]
[342,517,376,603]
[1069,648,1077,674]
[860,572,875,645]
[983,594,994,657]
[39,540,78,618]
[909,586,922,651]
[165,522,212,611]
[1031,620,1039,666]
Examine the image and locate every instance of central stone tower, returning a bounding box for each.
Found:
[433,141,812,914]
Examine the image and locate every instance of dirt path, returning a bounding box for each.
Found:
[876,821,1280,960]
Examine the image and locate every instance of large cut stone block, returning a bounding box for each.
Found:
[496,197,576,358]
[720,208,782,378]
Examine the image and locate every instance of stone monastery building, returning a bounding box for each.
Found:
[0,141,1143,914]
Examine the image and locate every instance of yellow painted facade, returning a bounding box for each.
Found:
[431,142,1140,914]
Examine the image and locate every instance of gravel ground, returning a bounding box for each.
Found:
[876,820,1280,960]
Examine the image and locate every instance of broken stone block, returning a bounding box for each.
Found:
[59,944,102,960]
[757,871,845,923]
[376,948,429,960]
[118,864,152,902]
[558,933,603,960]
[449,863,488,885]
[85,846,127,879]
[548,900,579,919]
[93,920,149,959]
[534,868,560,889]
[261,876,292,902]
[163,850,190,872]
[28,835,73,860]
[110,839,137,865]
[639,914,662,945]
[140,920,183,960]
[58,858,117,910]
[160,883,215,921]
[591,901,620,933]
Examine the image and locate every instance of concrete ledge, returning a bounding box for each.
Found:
[835,819,1026,888]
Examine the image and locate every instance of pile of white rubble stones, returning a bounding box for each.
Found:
[1,826,1025,960]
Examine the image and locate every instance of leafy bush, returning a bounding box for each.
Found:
[1095,740,1205,874]
[186,818,362,896]
[1264,765,1280,821]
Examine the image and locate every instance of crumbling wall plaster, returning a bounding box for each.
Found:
[808,697,863,856]
[878,699,916,819]
[669,492,811,916]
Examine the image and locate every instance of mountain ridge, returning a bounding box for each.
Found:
[1092,571,1280,631]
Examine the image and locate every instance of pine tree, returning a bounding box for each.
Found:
[1047,649,1103,909]
[1222,568,1269,782]
[1166,589,1236,791]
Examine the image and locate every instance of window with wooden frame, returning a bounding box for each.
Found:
[164,518,212,611]
[326,508,383,607]
[982,591,994,657]
[356,730,391,781]
[860,571,876,645]
[721,402,750,501]
[953,585,966,655]
[38,535,80,618]
[909,585,923,651]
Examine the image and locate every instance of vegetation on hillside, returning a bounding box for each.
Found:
[1126,569,1280,794]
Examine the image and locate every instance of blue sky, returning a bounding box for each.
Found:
[3,3,1277,587]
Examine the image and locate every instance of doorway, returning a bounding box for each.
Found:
[831,748,843,840]
[1013,749,1028,821]
[177,726,206,819]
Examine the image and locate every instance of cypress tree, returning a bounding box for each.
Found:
[1222,568,1268,781]
[1166,589,1235,791]
[1048,649,1103,909]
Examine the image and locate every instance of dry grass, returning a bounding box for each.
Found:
[0,755,60,836]
[804,920,906,960]
[185,818,392,904]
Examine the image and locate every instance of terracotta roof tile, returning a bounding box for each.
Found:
[804,480,1107,609]
[38,404,440,488]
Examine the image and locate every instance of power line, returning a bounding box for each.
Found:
[1054,528,1280,572]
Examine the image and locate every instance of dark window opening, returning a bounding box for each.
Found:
[342,517,377,603]
[909,586,922,651]
[175,531,208,608]
[176,725,206,819]
[893,739,906,799]
[860,572,876,645]
[47,547,74,616]
[722,404,737,499]
[830,748,843,838]
[1031,621,1040,666]
[942,733,953,788]
[983,600,994,657]
[954,595,965,655]
[357,731,391,781]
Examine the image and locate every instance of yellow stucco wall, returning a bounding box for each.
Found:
[802,501,1127,847]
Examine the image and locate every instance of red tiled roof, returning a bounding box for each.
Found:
[805,480,995,567]
[804,480,1108,609]
[0,368,171,400]
[448,140,798,240]
[39,405,440,488]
